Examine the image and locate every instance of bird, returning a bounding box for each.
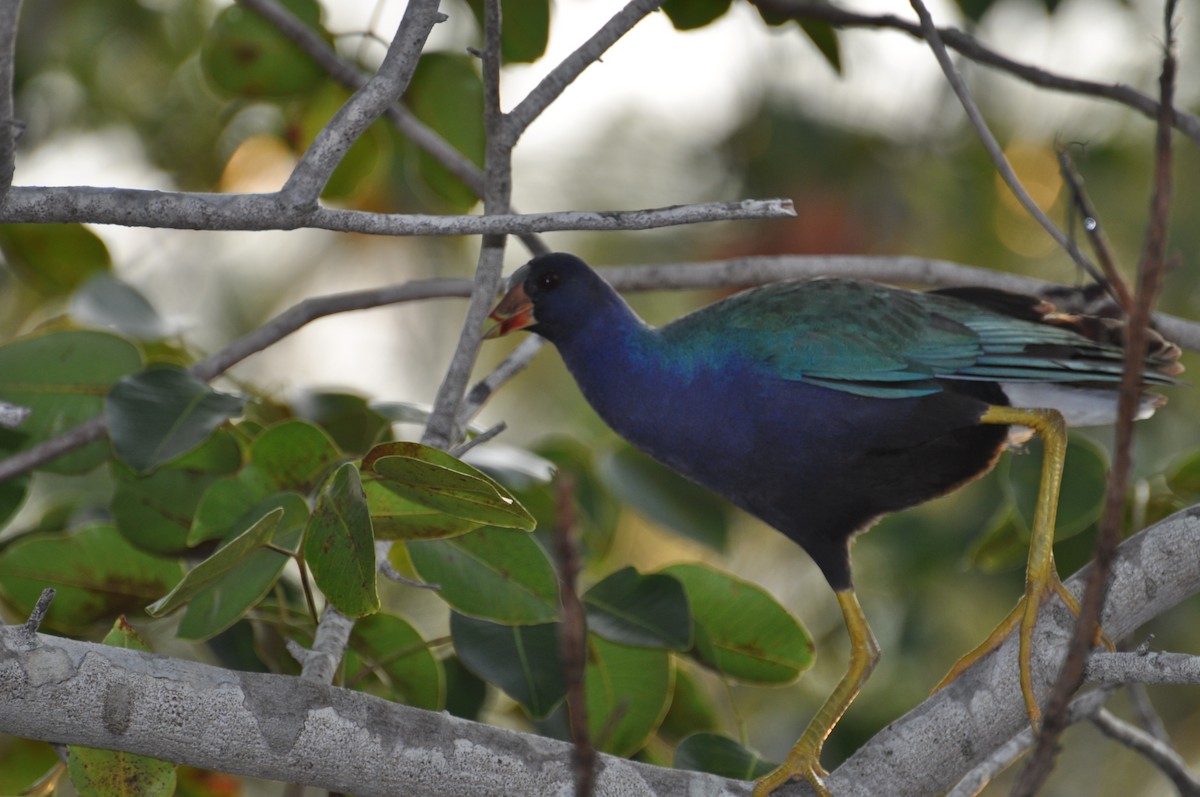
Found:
[484,252,1181,796]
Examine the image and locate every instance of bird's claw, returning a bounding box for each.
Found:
[934,570,1110,728]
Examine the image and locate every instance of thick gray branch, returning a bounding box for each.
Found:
[0,187,793,234]
[2,507,1199,795]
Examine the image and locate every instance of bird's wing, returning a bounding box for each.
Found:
[662,279,1172,399]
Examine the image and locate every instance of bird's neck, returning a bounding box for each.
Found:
[549,300,732,452]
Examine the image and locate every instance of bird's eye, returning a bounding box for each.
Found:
[537,271,560,291]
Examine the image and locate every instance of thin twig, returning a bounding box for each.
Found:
[457,336,546,430]
[749,0,1200,143]
[553,474,596,797]
[1085,650,1200,686]
[0,186,795,237]
[448,422,506,458]
[907,0,1109,296]
[946,687,1115,797]
[280,0,443,209]
[1015,3,1178,792]
[503,0,665,147]
[376,542,438,590]
[24,587,55,633]
[420,0,512,451]
[1125,682,1171,744]
[1055,146,1133,310]
[302,604,357,683]
[1091,709,1200,796]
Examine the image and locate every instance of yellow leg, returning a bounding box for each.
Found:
[754,590,880,797]
[933,405,1102,728]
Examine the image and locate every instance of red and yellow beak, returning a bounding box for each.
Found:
[483,280,536,339]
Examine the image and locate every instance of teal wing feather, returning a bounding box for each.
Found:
[660,278,1174,399]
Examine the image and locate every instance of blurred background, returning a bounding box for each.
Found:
[2,0,1200,794]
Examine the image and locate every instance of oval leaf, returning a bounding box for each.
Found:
[583,566,691,650]
[600,445,729,550]
[305,463,379,618]
[408,527,559,624]
[107,365,243,473]
[0,525,183,633]
[1006,435,1107,542]
[146,508,284,618]
[0,330,142,474]
[344,612,443,710]
[583,636,673,756]
[110,429,243,554]
[450,612,564,719]
[0,222,111,297]
[364,479,481,541]
[660,564,813,684]
[68,746,176,797]
[201,0,326,97]
[365,441,535,530]
[71,275,169,341]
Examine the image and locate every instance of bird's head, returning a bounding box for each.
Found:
[484,252,608,341]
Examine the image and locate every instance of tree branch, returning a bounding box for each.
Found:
[279,0,443,208]
[4,506,1199,796]
[750,0,1200,144]
[0,186,794,235]
[907,0,1107,292]
[1091,709,1200,796]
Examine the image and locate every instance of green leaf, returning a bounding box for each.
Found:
[674,733,776,780]
[107,365,243,473]
[0,329,142,474]
[305,463,379,618]
[365,441,535,530]
[464,0,550,62]
[110,428,243,554]
[292,389,389,455]
[147,508,283,618]
[408,527,559,624]
[533,437,620,558]
[100,616,152,652]
[660,564,813,683]
[344,612,443,710]
[172,497,308,640]
[1006,435,1107,542]
[443,654,488,720]
[799,20,842,73]
[0,525,183,634]
[187,475,279,546]
[583,566,691,650]
[365,478,482,541]
[68,746,176,797]
[662,0,732,30]
[1166,449,1200,498]
[658,665,719,740]
[201,0,326,97]
[599,445,729,550]
[248,419,344,494]
[450,612,565,719]
[70,275,169,341]
[0,222,111,297]
[402,53,485,210]
[584,636,672,756]
[964,509,1028,573]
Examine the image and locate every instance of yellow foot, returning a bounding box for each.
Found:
[933,570,1111,727]
[754,750,830,797]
